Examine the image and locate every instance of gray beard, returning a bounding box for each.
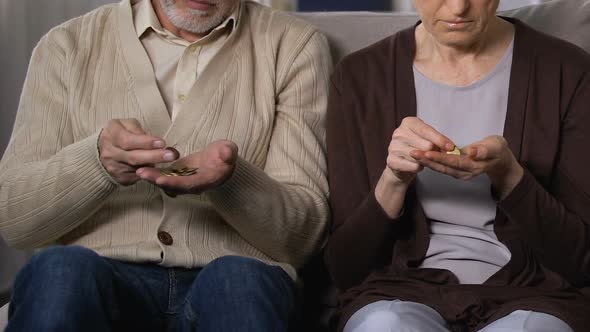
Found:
[159,0,228,34]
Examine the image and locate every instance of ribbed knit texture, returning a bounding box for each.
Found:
[0,0,332,279]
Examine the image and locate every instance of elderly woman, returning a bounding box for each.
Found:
[324,0,590,331]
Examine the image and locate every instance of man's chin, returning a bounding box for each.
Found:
[170,15,224,34]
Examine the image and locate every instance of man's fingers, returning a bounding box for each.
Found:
[155,173,215,189]
[217,143,237,164]
[114,129,166,151]
[107,119,165,150]
[137,167,217,194]
[103,161,136,177]
[114,148,178,166]
[135,168,189,196]
[136,167,164,183]
[116,173,141,186]
[119,118,147,135]
[99,119,170,185]
[102,161,140,186]
[136,140,238,195]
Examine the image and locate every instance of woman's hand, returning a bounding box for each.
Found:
[411,135,524,200]
[376,117,455,217]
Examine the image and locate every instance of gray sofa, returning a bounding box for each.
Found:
[1,0,590,330]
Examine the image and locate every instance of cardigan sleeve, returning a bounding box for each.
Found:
[0,31,118,249]
[499,73,590,287]
[206,31,332,269]
[323,64,403,290]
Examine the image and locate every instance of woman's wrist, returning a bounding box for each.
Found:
[488,157,524,200]
[375,169,410,218]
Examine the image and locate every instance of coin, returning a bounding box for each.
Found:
[446,146,461,155]
[159,167,199,177]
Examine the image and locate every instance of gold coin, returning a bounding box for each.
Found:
[160,167,199,177]
[159,168,176,176]
[446,146,461,155]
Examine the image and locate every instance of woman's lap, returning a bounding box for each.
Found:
[344,300,573,332]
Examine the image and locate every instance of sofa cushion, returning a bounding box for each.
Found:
[0,304,8,329]
[298,0,590,62]
[508,0,590,53]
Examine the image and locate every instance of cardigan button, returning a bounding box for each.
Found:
[158,231,173,246]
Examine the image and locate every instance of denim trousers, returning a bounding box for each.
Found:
[6,246,298,332]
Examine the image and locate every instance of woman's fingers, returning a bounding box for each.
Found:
[387,154,424,173]
[402,117,455,152]
[415,156,475,180]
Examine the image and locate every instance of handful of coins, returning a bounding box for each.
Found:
[160,166,199,177]
[446,146,461,155]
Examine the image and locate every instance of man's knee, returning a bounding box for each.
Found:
[13,246,107,292]
[187,255,293,304]
[182,256,296,329]
[7,247,116,332]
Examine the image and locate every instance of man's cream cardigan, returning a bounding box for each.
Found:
[0,0,332,279]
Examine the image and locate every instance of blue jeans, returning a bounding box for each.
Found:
[6,246,298,332]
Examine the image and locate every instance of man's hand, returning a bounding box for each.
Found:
[98,119,178,186]
[136,140,238,196]
[376,117,455,217]
[411,135,524,199]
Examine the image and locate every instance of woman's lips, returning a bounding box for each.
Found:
[445,20,473,29]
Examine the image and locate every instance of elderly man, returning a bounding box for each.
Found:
[0,0,331,330]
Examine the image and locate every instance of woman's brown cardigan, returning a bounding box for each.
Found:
[325,18,590,332]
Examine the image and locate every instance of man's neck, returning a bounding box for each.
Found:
[151,0,208,43]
